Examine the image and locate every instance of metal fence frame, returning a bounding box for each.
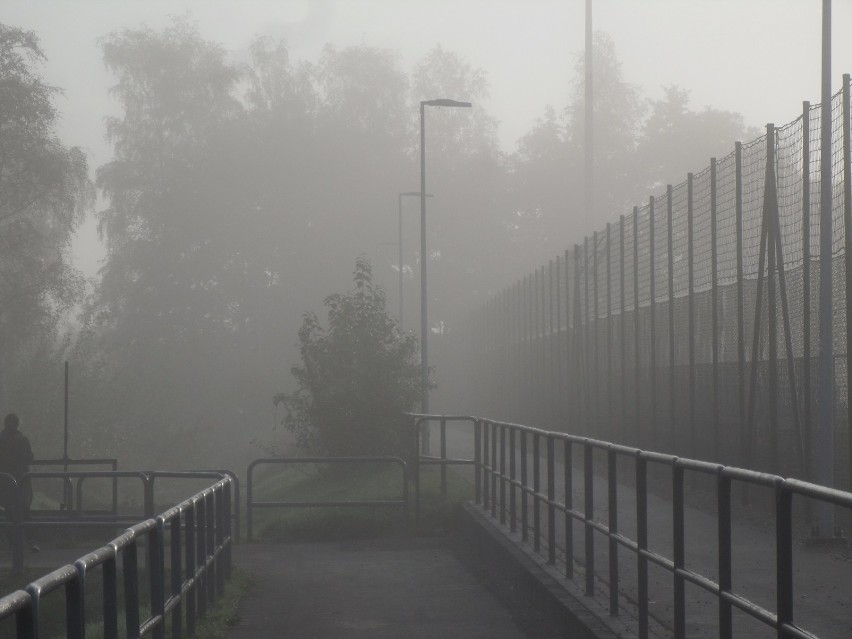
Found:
[410,413,850,639]
[465,74,852,492]
[245,457,409,541]
[0,475,232,639]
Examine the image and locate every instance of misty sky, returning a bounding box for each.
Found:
[6,0,852,274]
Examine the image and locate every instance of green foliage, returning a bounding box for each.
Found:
[0,23,92,414]
[277,257,421,457]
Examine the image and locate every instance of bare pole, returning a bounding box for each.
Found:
[584,0,594,234]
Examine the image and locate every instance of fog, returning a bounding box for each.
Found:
[1,1,850,472]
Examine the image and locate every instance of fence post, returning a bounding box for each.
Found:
[736,143,746,470]
[767,124,780,474]
[592,233,600,437]
[547,256,558,430]
[574,245,584,433]
[585,237,592,435]
[844,73,852,490]
[607,223,614,441]
[688,174,697,459]
[649,196,657,451]
[711,158,720,462]
[800,105,812,481]
[556,255,564,425]
[667,185,676,451]
[620,215,627,444]
[633,207,641,448]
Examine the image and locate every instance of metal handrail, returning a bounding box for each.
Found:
[412,413,850,639]
[0,475,232,639]
[246,457,409,541]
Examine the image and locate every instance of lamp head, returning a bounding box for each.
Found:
[421,99,472,108]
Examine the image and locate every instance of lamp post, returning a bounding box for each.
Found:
[419,98,471,428]
[398,192,433,329]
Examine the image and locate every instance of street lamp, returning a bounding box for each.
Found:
[419,98,472,424]
[398,191,433,329]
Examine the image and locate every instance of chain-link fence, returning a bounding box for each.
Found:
[462,75,852,488]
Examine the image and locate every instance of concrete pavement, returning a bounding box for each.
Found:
[226,536,539,639]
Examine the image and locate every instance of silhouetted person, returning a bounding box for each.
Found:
[0,413,33,521]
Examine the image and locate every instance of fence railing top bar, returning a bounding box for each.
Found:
[0,590,28,616]
[784,478,852,508]
[249,456,406,466]
[406,413,478,423]
[145,470,226,479]
[33,458,117,465]
[26,470,147,479]
[26,564,77,598]
[74,545,115,572]
[414,413,852,500]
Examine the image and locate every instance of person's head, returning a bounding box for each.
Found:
[3,413,20,431]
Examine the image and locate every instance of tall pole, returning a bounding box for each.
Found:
[817,0,834,534]
[584,0,594,234]
[398,194,404,326]
[418,99,470,427]
[420,102,428,417]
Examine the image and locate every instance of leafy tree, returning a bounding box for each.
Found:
[276,257,421,457]
[0,24,91,411]
[635,85,759,189]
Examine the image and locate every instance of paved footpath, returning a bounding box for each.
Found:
[227,536,536,639]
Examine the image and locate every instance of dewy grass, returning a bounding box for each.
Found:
[255,462,474,542]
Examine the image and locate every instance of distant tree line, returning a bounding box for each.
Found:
[0,17,756,467]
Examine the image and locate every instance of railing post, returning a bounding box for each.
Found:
[474,419,482,505]
[151,522,165,639]
[482,421,490,511]
[123,540,141,638]
[607,446,619,616]
[776,479,794,637]
[491,421,498,519]
[673,463,685,637]
[547,436,555,564]
[509,425,517,533]
[637,454,649,639]
[564,440,574,579]
[499,424,507,525]
[584,442,594,597]
[533,432,541,552]
[185,502,197,636]
[170,513,183,639]
[440,416,447,497]
[520,430,528,543]
[718,470,733,639]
